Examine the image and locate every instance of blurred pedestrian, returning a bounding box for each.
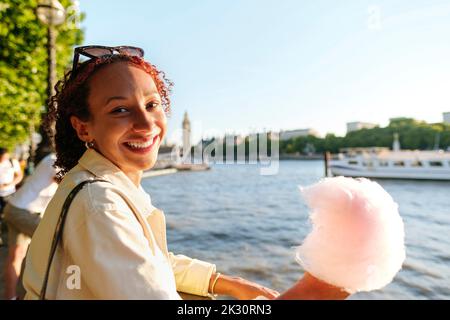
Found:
[0,147,23,246]
[3,152,58,299]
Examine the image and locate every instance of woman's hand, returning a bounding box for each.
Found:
[276,272,350,300]
[209,273,279,300]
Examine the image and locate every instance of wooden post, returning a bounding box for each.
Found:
[324,151,331,177]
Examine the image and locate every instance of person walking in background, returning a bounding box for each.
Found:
[0,147,23,247]
[3,152,58,299]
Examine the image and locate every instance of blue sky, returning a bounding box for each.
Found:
[78,0,450,144]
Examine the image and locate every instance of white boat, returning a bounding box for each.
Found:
[329,148,450,180]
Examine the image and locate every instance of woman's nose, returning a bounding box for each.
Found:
[132,107,154,132]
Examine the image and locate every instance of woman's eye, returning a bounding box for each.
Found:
[146,102,161,110]
[111,107,128,114]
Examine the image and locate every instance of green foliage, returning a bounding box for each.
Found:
[280,118,450,154]
[0,0,84,151]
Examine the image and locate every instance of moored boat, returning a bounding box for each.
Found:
[330,149,450,180]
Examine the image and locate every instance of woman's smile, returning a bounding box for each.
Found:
[123,134,160,154]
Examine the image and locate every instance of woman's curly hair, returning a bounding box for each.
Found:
[44,54,173,181]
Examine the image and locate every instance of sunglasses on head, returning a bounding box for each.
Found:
[71,45,145,78]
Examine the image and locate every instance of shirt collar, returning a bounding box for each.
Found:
[78,148,156,216]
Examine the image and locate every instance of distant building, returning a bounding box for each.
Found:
[443,112,450,124]
[346,121,377,133]
[182,111,191,154]
[278,128,319,141]
[392,132,401,151]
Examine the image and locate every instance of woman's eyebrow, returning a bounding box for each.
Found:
[144,92,161,99]
[105,96,127,105]
[105,93,160,106]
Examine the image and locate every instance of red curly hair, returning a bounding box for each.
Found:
[44,54,173,181]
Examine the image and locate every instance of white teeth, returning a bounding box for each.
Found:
[126,138,155,149]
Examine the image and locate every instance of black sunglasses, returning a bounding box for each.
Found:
[71,45,145,78]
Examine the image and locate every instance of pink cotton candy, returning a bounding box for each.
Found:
[295,176,405,293]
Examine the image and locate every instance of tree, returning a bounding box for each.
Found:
[278,117,450,154]
[0,0,84,152]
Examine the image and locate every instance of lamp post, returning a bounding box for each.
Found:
[31,0,65,171]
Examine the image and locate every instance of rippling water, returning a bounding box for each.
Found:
[142,160,450,299]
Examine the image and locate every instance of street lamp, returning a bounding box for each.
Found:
[31,0,65,172]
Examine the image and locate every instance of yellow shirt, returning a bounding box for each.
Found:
[23,148,216,299]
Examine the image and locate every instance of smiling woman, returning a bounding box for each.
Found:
[69,62,166,186]
[21,45,281,300]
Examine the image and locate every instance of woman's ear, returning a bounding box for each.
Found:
[70,115,93,143]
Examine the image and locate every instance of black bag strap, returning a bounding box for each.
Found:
[39,179,108,300]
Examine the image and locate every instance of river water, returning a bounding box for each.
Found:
[142,160,450,299]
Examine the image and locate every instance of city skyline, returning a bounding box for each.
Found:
[168,111,450,147]
[79,0,450,145]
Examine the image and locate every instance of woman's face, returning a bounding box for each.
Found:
[71,61,167,176]
[0,153,9,163]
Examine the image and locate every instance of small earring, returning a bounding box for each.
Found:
[85,141,94,149]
